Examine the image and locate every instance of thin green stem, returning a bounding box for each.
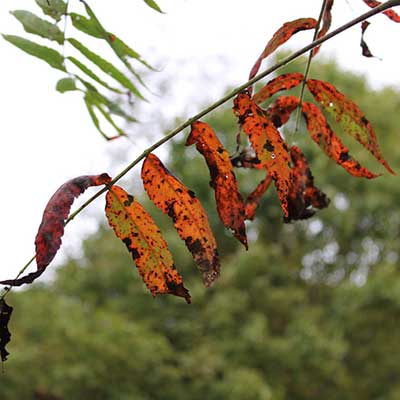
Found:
[1,0,399,300]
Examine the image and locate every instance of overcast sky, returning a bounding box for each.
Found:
[0,0,399,282]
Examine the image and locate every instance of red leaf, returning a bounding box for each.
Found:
[362,0,400,22]
[306,79,395,174]
[186,121,248,249]
[312,0,335,56]
[233,92,292,218]
[265,95,301,128]
[360,21,379,58]
[253,73,304,105]
[244,174,273,220]
[286,146,330,222]
[142,154,220,287]
[0,173,112,287]
[249,18,317,80]
[0,299,13,362]
[302,102,379,178]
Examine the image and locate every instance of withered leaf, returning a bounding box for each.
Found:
[253,73,304,105]
[306,79,395,174]
[0,299,13,362]
[244,174,272,220]
[302,101,379,178]
[186,121,248,249]
[265,95,301,128]
[360,21,378,58]
[249,18,317,80]
[362,0,400,22]
[0,174,112,287]
[105,185,191,303]
[141,153,220,287]
[286,146,330,222]
[233,92,292,218]
[312,0,334,56]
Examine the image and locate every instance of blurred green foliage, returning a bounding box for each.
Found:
[2,58,400,399]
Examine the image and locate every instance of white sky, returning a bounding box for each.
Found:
[0,0,399,282]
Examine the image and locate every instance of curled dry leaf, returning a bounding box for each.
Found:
[253,73,304,105]
[249,18,317,80]
[306,79,395,174]
[0,299,13,362]
[286,146,330,222]
[244,174,273,220]
[0,174,112,287]
[360,21,379,58]
[302,102,378,178]
[233,92,292,218]
[186,121,248,249]
[105,185,191,303]
[312,0,335,57]
[362,0,400,22]
[141,153,220,287]
[265,95,301,128]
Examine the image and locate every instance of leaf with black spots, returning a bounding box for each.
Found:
[186,121,247,248]
[233,92,292,218]
[362,0,400,22]
[142,154,220,287]
[253,73,304,105]
[105,185,190,303]
[265,95,301,128]
[0,174,111,287]
[0,299,13,362]
[286,146,329,222]
[306,79,395,174]
[244,174,272,220]
[312,0,334,56]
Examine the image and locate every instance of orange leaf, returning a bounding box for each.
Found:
[265,95,301,128]
[249,18,317,80]
[306,79,395,174]
[286,146,330,222]
[141,153,220,287]
[244,174,273,220]
[105,185,191,303]
[362,0,400,22]
[0,173,112,287]
[233,92,292,218]
[253,73,304,105]
[302,102,379,178]
[312,0,334,56]
[186,121,248,249]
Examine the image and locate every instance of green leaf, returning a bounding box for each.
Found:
[68,38,145,100]
[11,10,64,44]
[67,56,123,94]
[69,13,103,38]
[143,0,164,13]
[2,34,65,71]
[56,77,77,93]
[35,0,67,22]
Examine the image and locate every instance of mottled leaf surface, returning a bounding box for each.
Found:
[244,174,272,220]
[105,185,190,303]
[253,73,304,104]
[233,92,292,218]
[362,0,400,22]
[302,102,378,178]
[142,154,220,287]
[35,0,67,22]
[307,79,394,174]
[312,0,334,56]
[286,146,330,222]
[186,121,247,248]
[0,299,13,362]
[265,95,301,128]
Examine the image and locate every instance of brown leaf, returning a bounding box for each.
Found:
[105,185,191,303]
[253,73,304,105]
[233,92,292,218]
[312,0,335,56]
[286,146,330,222]
[0,173,112,287]
[302,101,379,178]
[362,0,400,22]
[306,79,395,174]
[249,18,317,80]
[186,121,248,249]
[360,21,379,58]
[244,174,273,220]
[265,95,301,128]
[141,153,220,287]
[0,299,13,362]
